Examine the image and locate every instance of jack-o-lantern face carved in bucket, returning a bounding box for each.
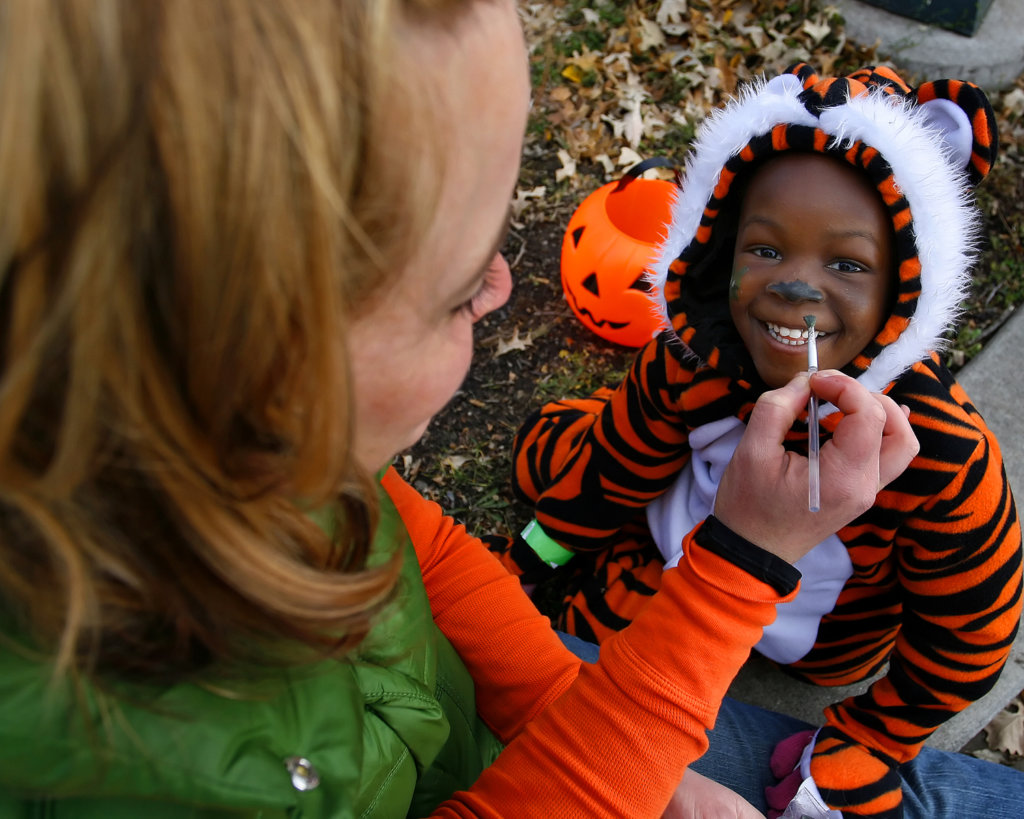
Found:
[560,167,676,347]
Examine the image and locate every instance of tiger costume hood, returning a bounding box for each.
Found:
[650,63,998,408]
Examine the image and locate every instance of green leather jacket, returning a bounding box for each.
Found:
[0,488,504,818]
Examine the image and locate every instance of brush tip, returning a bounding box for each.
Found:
[803,314,816,329]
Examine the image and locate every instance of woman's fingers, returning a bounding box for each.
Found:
[811,370,918,492]
[714,371,917,564]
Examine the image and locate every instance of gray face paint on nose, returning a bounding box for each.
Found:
[767,280,824,303]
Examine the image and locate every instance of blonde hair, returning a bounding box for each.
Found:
[0,0,471,680]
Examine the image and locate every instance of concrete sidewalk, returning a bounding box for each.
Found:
[727,309,1024,751]
[833,0,1024,92]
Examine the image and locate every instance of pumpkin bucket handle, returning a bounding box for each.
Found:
[613,156,678,193]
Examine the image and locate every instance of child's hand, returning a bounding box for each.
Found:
[714,370,918,564]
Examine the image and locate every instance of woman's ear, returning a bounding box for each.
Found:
[915,79,998,186]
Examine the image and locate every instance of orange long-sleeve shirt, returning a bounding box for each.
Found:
[382,467,795,817]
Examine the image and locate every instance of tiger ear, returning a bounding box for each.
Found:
[915,79,998,186]
[784,62,820,89]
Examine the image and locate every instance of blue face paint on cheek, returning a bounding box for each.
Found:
[729,266,747,301]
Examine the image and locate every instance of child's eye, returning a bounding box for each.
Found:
[828,259,867,273]
[751,246,781,260]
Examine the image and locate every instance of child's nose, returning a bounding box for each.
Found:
[766,279,824,303]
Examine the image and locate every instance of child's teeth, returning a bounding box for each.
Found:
[767,322,816,345]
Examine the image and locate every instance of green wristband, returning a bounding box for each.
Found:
[521,518,574,568]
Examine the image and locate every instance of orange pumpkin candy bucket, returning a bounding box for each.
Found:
[560,159,677,347]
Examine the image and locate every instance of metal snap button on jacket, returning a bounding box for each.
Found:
[284,756,320,791]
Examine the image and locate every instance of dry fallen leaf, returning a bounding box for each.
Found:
[593,152,616,176]
[565,51,601,74]
[510,185,546,224]
[440,455,470,471]
[802,17,832,45]
[561,64,585,84]
[656,0,690,36]
[554,149,577,182]
[1004,88,1024,117]
[616,146,644,169]
[399,454,421,482]
[985,696,1024,756]
[637,16,666,51]
[494,326,533,357]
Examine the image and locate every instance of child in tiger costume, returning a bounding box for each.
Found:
[491,64,1023,818]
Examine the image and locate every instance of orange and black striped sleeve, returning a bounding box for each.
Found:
[512,332,696,553]
[818,359,1022,765]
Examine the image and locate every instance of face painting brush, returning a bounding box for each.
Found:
[804,315,820,513]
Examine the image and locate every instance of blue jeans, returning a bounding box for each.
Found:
[556,632,1024,818]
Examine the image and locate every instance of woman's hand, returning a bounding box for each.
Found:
[714,369,918,564]
[663,768,765,818]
